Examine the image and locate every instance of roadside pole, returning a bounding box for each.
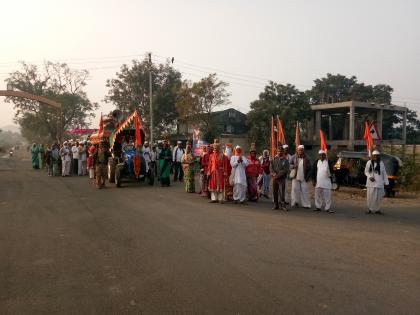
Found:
[148,52,153,145]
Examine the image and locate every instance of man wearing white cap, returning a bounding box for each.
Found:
[365,150,389,214]
[312,150,333,212]
[289,145,312,208]
[230,145,249,204]
[173,141,185,182]
[60,141,71,176]
[143,141,152,174]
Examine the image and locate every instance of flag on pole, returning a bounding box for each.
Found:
[98,113,104,136]
[319,129,327,153]
[363,121,374,156]
[295,121,300,148]
[270,116,276,158]
[134,112,142,149]
[277,116,286,145]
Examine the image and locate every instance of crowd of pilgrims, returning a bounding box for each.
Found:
[30,137,390,214]
[30,141,97,178]
[169,138,333,211]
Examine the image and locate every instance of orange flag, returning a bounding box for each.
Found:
[277,116,286,145]
[98,113,104,136]
[363,121,374,155]
[134,112,142,149]
[295,121,300,148]
[270,116,276,158]
[319,129,327,153]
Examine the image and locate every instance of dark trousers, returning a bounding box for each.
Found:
[273,178,286,207]
[72,159,78,175]
[173,162,184,181]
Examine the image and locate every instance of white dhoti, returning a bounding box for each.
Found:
[367,187,384,211]
[211,191,224,202]
[233,184,247,202]
[291,179,311,208]
[315,188,332,211]
[62,160,71,176]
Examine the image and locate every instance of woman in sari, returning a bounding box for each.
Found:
[245,143,262,201]
[159,139,172,187]
[200,145,211,197]
[181,144,196,193]
[31,143,40,169]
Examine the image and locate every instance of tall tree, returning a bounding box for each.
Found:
[105,58,182,137]
[247,82,310,151]
[175,73,230,140]
[5,62,97,143]
[308,73,394,105]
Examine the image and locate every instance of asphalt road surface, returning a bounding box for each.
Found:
[1,158,419,315]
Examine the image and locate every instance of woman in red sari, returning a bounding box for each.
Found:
[246,144,262,201]
[207,139,229,203]
[200,145,211,197]
[223,143,234,202]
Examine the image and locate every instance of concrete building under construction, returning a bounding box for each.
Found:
[303,101,408,150]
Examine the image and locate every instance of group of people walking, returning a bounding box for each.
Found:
[31,137,390,214]
[173,139,389,215]
[30,140,110,189]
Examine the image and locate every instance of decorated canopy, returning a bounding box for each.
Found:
[109,111,145,149]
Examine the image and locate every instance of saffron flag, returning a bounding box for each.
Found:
[363,121,374,155]
[319,129,327,153]
[134,112,142,149]
[133,112,142,178]
[295,122,300,148]
[270,116,276,158]
[98,114,104,136]
[277,116,286,145]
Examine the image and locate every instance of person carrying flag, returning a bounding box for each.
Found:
[365,150,389,215]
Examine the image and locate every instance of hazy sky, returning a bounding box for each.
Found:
[0,0,419,128]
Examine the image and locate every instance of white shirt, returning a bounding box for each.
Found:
[296,158,305,181]
[60,146,71,162]
[143,146,156,162]
[316,159,332,189]
[71,146,79,159]
[230,155,249,185]
[365,160,389,188]
[79,146,87,161]
[173,146,184,162]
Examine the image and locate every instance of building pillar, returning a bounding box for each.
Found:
[349,104,355,150]
[328,115,333,140]
[377,109,383,140]
[315,110,321,143]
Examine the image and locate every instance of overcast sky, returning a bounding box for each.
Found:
[0,0,419,128]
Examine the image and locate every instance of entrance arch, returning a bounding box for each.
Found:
[0,90,63,140]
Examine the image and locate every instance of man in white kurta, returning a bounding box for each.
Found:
[365,150,389,214]
[313,150,333,212]
[230,146,249,203]
[291,145,311,208]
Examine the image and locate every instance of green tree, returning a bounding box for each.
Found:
[5,62,97,143]
[175,73,230,140]
[105,58,182,138]
[247,82,310,151]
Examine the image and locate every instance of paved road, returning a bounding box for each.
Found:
[1,158,419,314]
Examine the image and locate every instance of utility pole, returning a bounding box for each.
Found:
[148,52,153,145]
